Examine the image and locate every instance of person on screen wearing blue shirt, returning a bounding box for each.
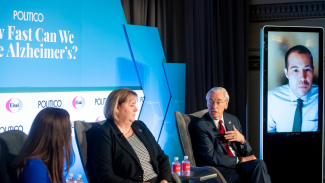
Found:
[268,45,318,133]
[11,108,74,183]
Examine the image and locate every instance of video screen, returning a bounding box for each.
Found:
[266,29,321,133]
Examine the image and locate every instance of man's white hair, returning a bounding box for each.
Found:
[206,87,230,103]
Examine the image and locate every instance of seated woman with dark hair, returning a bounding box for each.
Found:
[90,88,174,183]
[11,108,74,183]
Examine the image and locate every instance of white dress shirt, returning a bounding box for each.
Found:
[268,84,318,133]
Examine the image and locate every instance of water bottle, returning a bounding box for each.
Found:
[75,174,84,183]
[182,156,190,173]
[66,173,75,183]
[172,157,181,175]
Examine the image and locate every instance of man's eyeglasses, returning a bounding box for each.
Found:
[208,100,225,106]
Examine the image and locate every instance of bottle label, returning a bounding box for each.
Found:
[182,163,190,171]
[173,164,181,172]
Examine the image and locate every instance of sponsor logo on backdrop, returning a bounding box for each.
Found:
[95,116,106,122]
[0,125,23,133]
[38,100,62,108]
[6,98,23,113]
[72,96,85,109]
[95,98,106,105]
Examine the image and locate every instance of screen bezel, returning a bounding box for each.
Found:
[261,25,324,182]
[263,26,323,134]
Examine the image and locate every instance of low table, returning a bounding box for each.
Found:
[175,167,218,181]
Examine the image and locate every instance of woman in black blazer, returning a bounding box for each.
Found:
[90,88,173,183]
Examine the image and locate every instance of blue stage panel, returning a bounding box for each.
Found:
[158,63,186,166]
[81,0,140,88]
[124,25,171,140]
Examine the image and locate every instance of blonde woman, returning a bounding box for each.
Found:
[90,88,173,183]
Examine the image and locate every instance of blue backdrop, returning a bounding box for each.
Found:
[0,0,185,182]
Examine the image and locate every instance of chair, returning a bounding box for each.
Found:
[0,130,27,183]
[74,120,105,183]
[74,120,181,183]
[174,110,227,183]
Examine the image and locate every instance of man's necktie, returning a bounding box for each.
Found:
[218,120,234,156]
[292,99,303,132]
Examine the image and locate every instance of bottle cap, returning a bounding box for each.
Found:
[184,156,188,159]
[174,157,178,161]
[77,174,82,179]
[68,173,73,177]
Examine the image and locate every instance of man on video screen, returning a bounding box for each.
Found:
[268,45,318,132]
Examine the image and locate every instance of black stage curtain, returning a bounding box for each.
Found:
[121,0,249,136]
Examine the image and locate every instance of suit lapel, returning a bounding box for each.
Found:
[223,113,238,153]
[223,113,233,132]
[107,120,142,167]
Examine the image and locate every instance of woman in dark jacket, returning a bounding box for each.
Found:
[90,88,173,183]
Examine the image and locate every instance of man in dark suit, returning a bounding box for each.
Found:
[189,87,271,183]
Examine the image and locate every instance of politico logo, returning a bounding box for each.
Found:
[13,10,44,22]
[38,100,62,108]
[6,98,23,113]
[0,125,23,133]
[72,96,85,109]
[95,98,106,105]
